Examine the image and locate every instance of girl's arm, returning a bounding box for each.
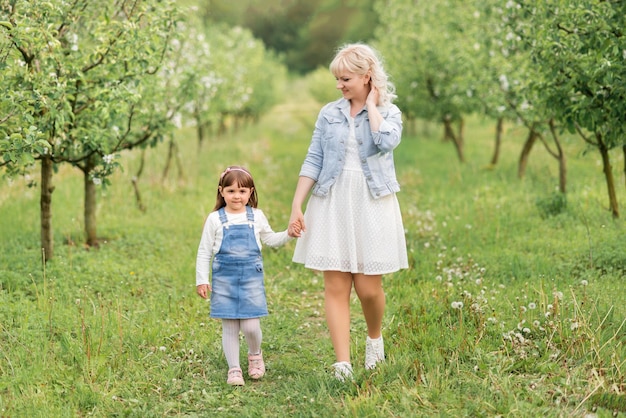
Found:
[195,213,217,297]
[256,209,293,248]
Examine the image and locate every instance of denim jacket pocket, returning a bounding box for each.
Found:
[322,114,343,141]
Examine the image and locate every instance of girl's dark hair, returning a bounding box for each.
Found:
[213,166,258,211]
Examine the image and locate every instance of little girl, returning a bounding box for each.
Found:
[196,166,293,386]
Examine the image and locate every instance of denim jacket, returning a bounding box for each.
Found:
[299,97,403,199]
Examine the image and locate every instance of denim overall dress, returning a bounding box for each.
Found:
[209,206,268,319]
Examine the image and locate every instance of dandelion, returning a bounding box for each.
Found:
[571,322,579,330]
[581,280,588,286]
[522,327,530,334]
[528,302,536,310]
[533,320,540,328]
[159,346,167,352]
[451,301,463,309]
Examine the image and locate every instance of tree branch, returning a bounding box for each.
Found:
[574,122,597,146]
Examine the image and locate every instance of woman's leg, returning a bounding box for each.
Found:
[353,274,385,338]
[323,271,354,362]
[240,317,262,355]
[222,319,241,368]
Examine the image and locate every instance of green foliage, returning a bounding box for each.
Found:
[536,191,567,218]
[373,0,624,215]
[511,0,626,148]
[305,66,340,105]
[0,0,180,178]
[195,0,378,73]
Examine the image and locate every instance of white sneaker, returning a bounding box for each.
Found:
[365,336,385,370]
[332,361,353,382]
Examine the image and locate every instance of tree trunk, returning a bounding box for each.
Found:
[197,120,205,150]
[84,165,98,247]
[443,116,465,163]
[162,137,174,182]
[558,152,567,194]
[132,149,147,212]
[40,155,55,262]
[518,127,537,179]
[623,144,626,189]
[218,115,227,136]
[490,117,503,166]
[548,120,567,194]
[597,134,619,218]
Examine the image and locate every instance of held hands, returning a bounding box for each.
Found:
[288,209,305,238]
[196,284,211,299]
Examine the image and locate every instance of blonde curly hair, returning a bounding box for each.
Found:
[329,43,396,106]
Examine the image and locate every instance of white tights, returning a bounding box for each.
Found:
[221,318,262,369]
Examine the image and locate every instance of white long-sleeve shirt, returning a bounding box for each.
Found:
[195,207,292,286]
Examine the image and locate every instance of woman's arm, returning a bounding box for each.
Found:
[288,176,315,237]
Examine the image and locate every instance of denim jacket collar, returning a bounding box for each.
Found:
[335,98,369,120]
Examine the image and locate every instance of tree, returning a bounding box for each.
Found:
[0,0,179,260]
[374,0,481,162]
[170,21,286,148]
[503,0,626,217]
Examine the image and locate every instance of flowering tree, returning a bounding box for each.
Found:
[173,21,285,148]
[374,0,623,210]
[469,1,567,192]
[0,0,179,259]
[502,0,626,217]
[374,0,483,163]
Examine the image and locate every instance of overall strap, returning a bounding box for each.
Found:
[246,205,255,227]
[218,207,228,225]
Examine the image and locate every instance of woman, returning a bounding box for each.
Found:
[288,43,408,381]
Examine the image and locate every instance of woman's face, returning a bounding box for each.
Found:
[335,71,370,102]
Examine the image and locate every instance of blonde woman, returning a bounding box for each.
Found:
[288,44,408,381]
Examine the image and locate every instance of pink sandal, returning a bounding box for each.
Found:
[227,367,245,386]
[248,352,265,379]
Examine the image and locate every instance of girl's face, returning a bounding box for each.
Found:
[335,71,370,102]
[219,181,253,213]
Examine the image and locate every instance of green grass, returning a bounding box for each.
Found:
[1,78,625,417]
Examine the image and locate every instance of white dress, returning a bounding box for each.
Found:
[293,117,408,275]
